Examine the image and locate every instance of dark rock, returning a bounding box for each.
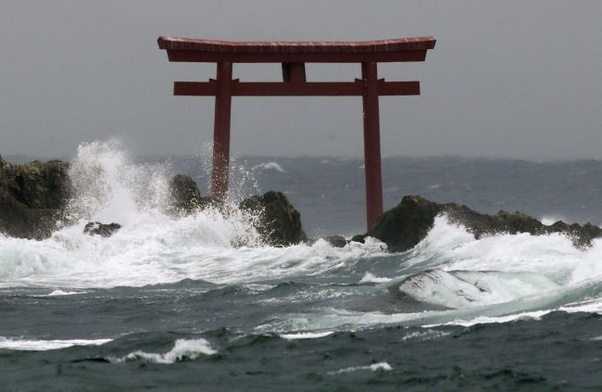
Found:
[167,174,215,216]
[322,235,348,248]
[0,155,8,170]
[355,195,602,252]
[0,157,70,239]
[362,195,442,253]
[239,191,308,247]
[84,222,121,237]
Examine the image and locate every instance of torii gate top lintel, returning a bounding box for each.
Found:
[158,36,435,229]
[158,36,436,63]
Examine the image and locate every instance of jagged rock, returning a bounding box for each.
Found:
[352,195,442,252]
[84,221,121,237]
[353,195,602,252]
[0,155,8,170]
[239,191,307,247]
[0,157,70,239]
[167,174,215,216]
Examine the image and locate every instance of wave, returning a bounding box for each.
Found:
[1,140,601,331]
[115,338,217,364]
[327,362,392,375]
[253,217,602,331]
[395,269,561,309]
[0,337,112,351]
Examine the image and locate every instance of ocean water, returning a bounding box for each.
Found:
[1,140,601,391]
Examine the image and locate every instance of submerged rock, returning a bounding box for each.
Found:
[353,195,602,252]
[239,191,307,247]
[0,156,70,239]
[84,221,121,237]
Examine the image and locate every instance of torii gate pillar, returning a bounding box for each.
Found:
[212,62,233,200]
[158,36,436,229]
[361,62,384,227]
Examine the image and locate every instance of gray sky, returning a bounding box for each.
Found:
[1,1,601,160]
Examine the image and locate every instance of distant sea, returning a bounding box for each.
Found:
[1,141,601,391]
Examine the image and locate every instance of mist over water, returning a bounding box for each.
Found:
[1,140,601,390]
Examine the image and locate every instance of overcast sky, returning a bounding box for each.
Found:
[1,1,601,160]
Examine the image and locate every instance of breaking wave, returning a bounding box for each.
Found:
[0,140,601,332]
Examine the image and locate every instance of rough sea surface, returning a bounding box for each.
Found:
[1,140,601,391]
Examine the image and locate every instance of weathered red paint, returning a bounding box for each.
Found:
[158,36,436,61]
[361,62,384,229]
[282,63,306,83]
[173,80,420,97]
[158,36,436,229]
[211,62,233,200]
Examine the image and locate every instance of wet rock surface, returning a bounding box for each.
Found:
[0,156,70,239]
[167,174,215,216]
[83,222,122,237]
[353,195,602,252]
[239,191,308,247]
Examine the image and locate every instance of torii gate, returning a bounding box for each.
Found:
[158,36,436,229]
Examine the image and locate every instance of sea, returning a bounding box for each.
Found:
[1,140,601,391]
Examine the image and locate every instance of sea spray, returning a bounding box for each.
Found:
[0,140,282,287]
[66,139,171,225]
[194,142,263,203]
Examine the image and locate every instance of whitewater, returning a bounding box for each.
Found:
[1,140,601,390]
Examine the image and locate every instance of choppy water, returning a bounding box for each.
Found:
[1,140,601,391]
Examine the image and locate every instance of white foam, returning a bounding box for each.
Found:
[400,329,450,342]
[406,215,602,288]
[559,298,602,314]
[423,310,550,328]
[118,338,217,364]
[47,289,84,296]
[398,269,561,309]
[0,219,389,288]
[280,331,334,340]
[328,362,392,375]
[0,141,391,289]
[253,162,285,173]
[359,272,392,284]
[0,337,112,351]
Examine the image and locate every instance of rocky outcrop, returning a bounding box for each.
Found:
[0,155,70,239]
[4,155,594,252]
[166,182,307,247]
[239,191,307,247]
[0,156,307,246]
[167,174,215,216]
[84,221,121,237]
[353,195,602,252]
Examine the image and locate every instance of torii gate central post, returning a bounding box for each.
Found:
[158,36,436,229]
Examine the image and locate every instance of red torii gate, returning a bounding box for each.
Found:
[158,36,436,229]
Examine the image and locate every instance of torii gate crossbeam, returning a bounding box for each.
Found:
[158,36,436,229]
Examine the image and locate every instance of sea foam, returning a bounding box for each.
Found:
[0,337,112,351]
[0,140,379,288]
[117,338,217,364]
